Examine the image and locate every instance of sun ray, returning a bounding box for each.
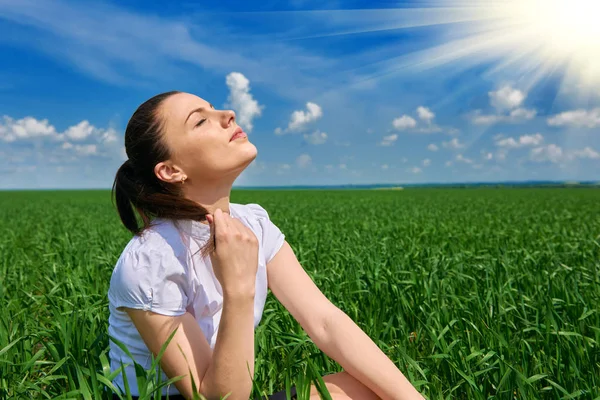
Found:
[220,7,493,41]
[292,0,600,98]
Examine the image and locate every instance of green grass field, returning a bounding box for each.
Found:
[1,189,599,399]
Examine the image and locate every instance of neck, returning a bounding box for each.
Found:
[182,177,234,217]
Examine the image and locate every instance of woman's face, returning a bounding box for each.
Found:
[157,92,257,184]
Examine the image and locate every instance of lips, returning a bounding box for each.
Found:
[229,127,247,142]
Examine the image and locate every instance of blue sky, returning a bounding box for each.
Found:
[0,0,599,189]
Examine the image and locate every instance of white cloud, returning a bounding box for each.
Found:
[416,106,435,123]
[296,153,312,168]
[469,86,536,125]
[303,130,328,145]
[470,108,537,125]
[0,115,122,168]
[415,125,444,134]
[422,158,431,167]
[455,154,473,164]
[381,164,389,170]
[287,102,322,132]
[390,107,451,134]
[470,113,502,125]
[427,143,439,152]
[0,116,120,156]
[379,134,398,146]
[445,160,453,167]
[64,120,95,141]
[547,108,600,128]
[339,163,347,169]
[101,128,118,143]
[495,133,544,148]
[509,108,537,120]
[489,86,526,111]
[274,127,283,135]
[518,133,544,146]
[442,138,465,149]
[0,116,58,142]
[366,128,374,134]
[530,144,564,163]
[73,144,98,156]
[410,166,422,174]
[530,145,600,164]
[275,163,291,175]
[225,72,263,133]
[247,159,267,172]
[572,147,600,159]
[392,115,417,130]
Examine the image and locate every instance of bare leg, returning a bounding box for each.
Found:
[309,371,380,400]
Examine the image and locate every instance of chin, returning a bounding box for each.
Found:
[241,141,258,160]
[232,142,258,170]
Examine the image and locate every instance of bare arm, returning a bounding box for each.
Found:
[126,291,255,400]
[314,310,424,400]
[267,241,424,400]
[201,292,256,399]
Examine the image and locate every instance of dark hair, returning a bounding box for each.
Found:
[112,91,214,257]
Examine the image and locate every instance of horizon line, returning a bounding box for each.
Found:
[1,179,599,191]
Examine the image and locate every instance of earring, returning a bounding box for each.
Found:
[180,176,187,184]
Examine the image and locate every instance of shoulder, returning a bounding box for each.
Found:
[110,220,189,285]
[108,220,192,314]
[232,202,273,221]
[232,203,285,263]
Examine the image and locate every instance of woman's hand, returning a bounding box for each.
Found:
[206,208,259,298]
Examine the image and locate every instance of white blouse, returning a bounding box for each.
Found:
[107,203,285,397]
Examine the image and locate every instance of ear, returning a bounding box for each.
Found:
[154,161,186,184]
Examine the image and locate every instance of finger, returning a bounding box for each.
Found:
[224,210,239,234]
[206,213,214,233]
[226,214,243,235]
[231,217,253,239]
[206,212,218,251]
[212,209,228,240]
[220,208,234,230]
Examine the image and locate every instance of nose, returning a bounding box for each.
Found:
[220,110,236,128]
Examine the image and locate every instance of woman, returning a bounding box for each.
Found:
[108,91,424,400]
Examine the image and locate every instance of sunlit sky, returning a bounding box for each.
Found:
[1,0,599,189]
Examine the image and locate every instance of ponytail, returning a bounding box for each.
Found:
[112,159,215,257]
[112,159,143,235]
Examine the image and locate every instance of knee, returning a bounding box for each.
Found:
[309,391,351,400]
[309,381,346,399]
[331,394,352,400]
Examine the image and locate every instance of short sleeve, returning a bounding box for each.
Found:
[109,246,190,317]
[247,203,286,264]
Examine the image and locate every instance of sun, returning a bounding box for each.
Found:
[498,0,600,59]
[286,0,600,95]
[350,0,600,95]
[467,0,600,90]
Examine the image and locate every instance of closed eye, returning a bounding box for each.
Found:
[195,118,207,127]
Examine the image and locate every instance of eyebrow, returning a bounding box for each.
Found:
[185,103,215,123]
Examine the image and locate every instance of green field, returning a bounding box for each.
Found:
[1,189,599,399]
